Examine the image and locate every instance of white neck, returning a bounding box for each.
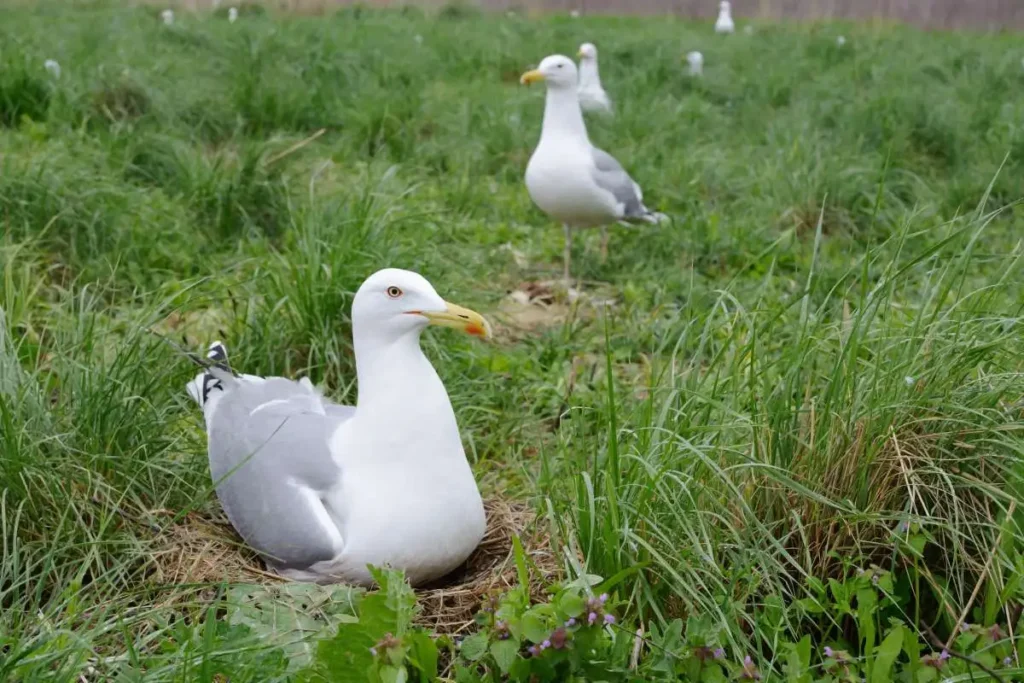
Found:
[353,328,444,413]
[578,59,601,89]
[540,86,590,146]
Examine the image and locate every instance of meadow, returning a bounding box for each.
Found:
[1,2,1023,681]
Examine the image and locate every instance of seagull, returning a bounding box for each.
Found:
[686,51,704,76]
[187,268,490,587]
[44,59,61,79]
[576,43,613,115]
[836,35,847,47]
[228,7,238,22]
[161,8,174,25]
[715,1,735,34]
[521,55,666,283]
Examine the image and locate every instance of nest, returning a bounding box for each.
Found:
[148,498,558,634]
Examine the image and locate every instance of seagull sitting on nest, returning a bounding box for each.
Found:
[576,43,613,115]
[715,1,734,34]
[521,55,666,284]
[186,268,490,587]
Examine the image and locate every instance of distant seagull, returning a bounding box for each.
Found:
[744,24,754,36]
[570,9,581,18]
[715,1,735,34]
[228,7,238,22]
[837,35,847,46]
[577,43,613,115]
[44,59,61,79]
[161,9,174,25]
[686,51,704,76]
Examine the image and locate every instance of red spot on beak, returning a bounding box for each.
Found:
[466,323,485,337]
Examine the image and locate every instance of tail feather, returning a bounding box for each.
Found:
[186,341,235,408]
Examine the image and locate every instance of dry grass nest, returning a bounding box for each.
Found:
[148,497,559,634]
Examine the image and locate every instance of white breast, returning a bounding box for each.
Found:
[526,144,619,227]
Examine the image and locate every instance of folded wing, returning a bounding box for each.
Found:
[207,377,353,570]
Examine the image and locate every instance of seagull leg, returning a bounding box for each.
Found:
[599,225,609,263]
[562,224,573,285]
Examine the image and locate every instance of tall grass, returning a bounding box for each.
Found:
[0,2,1021,679]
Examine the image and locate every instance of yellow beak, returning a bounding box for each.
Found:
[520,69,545,85]
[419,302,492,340]
[577,50,585,58]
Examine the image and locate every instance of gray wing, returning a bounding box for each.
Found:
[590,147,648,219]
[207,377,351,570]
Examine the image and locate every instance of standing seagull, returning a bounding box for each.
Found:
[186,269,490,587]
[715,1,735,34]
[161,8,174,25]
[686,51,704,76]
[521,55,665,284]
[576,43,613,115]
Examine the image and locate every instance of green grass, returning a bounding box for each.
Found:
[1,2,1022,680]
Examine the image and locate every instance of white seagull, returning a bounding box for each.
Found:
[521,56,666,283]
[576,43,613,115]
[161,8,174,25]
[715,1,735,34]
[187,268,490,587]
[228,7,238,22]
[44,59,61,79]
[687,51,704,76]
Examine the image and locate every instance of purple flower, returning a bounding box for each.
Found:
[604,614,615,625]
[542,639,551,649]
[588,611,598,625]
[824,646,834,658]
[599,593,609,604]
[960,623,972,633]
[713,647,725,659]
[871,574,879,585]
[567,617,577,627]
[1004,656,1013,667]
[549,628,570,650]
[940,650,950,662]
[741,655,762,680]
[527,645,540,657]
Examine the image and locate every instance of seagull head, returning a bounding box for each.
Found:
[719,1,731,13]
[520,55,578,89]
[352,268,492,341]
[577,43,598,61]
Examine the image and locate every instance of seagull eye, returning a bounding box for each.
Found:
[386,286,403,299]
[557,63,564,68]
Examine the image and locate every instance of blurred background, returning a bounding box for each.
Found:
[165,0,1024,29]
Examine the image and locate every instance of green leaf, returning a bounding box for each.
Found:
[404,631,438,682]
[226,583,361,671]
[459,633,488,662]
[522,612,548,644]
[871,625,903,683]
[560,591,585,618]
[379,664,407,683]
[301,572,414,682]
[856,588,878,657]
[490,638,520,674]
